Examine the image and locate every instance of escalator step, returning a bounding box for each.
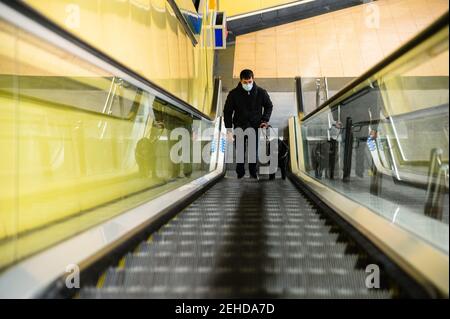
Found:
[79,177,392,299]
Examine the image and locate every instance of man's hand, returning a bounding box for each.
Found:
[227,131,234,142]
[260,122,269,129]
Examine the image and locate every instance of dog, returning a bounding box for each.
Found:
[268,137,289,180]
[261,126,289,180]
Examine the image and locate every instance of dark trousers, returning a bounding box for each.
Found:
[235,128,259,176]
[355,138,369,177]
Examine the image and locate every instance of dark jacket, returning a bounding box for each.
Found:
[223,82,273,129]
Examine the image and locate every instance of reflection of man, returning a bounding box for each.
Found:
[135,121,164,177]
[338,87,382,179]
[223,69,273,179]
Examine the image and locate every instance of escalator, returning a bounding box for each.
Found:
[79,174,392,299]
[76,11,450,299]
[0,1,448,300]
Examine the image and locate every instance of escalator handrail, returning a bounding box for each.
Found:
[0,0,213,121]
[301,11,449,122]
[167,0,198,46]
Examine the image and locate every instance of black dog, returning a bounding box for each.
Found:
[268,137,289,180]
[265,125,289,179]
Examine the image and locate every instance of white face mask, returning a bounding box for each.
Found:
[242,82,253,92]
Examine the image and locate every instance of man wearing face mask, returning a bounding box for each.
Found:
[223,69,274,179]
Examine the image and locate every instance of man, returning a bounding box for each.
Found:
[223,69,274,179]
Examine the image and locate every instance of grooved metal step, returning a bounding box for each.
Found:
[79,176,392,299]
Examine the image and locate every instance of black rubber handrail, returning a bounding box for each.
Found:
[167,0,198,46]
[302,11,449,122]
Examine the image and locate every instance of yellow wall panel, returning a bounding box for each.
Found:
[24,0,216,116]
[255,31,277,77]
[233,35,256,77]
[234,0,449,78]
[0,14,215,267]
[220,0,301,17]
[276,26,299,77]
